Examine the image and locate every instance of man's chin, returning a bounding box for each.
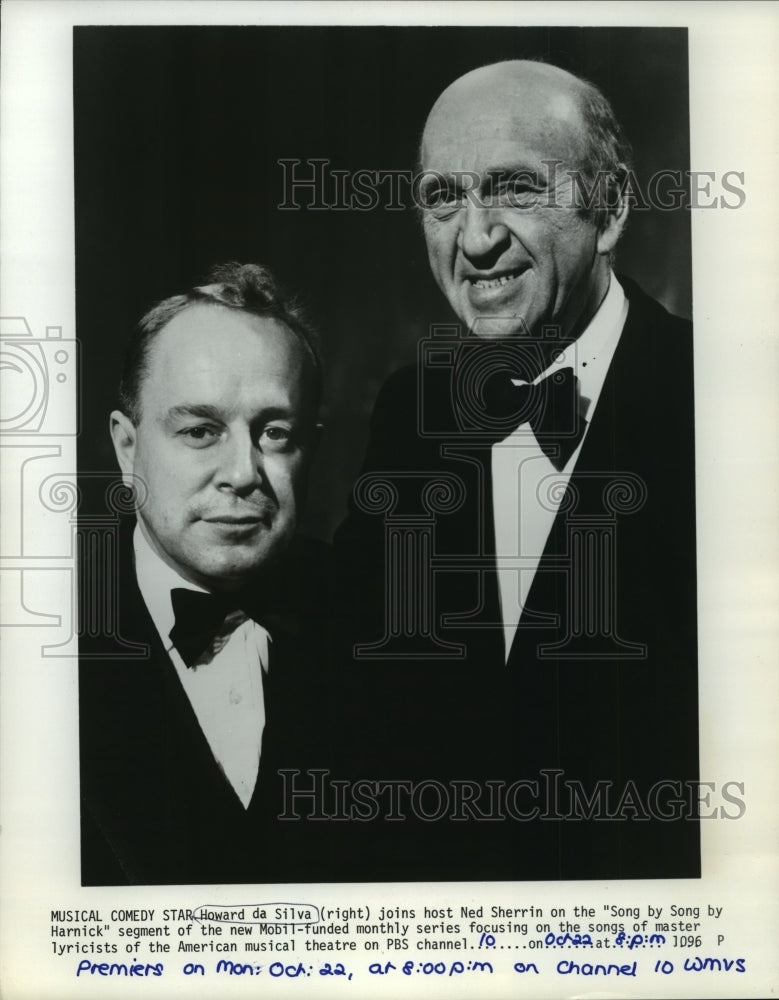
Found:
[196,560,273,592]
[189,538,291,591]
[468,314,534,340]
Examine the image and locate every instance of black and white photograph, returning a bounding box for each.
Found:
[0,3,777,998]
[75,24,700,886]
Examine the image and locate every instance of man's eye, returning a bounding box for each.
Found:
[420,182,461,213]
[180,425,219,445]
[261,425,293,449]
[498,182,539,208]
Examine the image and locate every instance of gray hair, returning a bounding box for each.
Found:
[575,77,634,230]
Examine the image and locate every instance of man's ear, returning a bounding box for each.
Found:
[596,167,630,256]
[110,410,137,485]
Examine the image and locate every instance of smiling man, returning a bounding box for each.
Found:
[335,61,699,881]
[418,60,625,346]
[80,263,334,885]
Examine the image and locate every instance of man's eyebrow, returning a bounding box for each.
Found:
[164,403,298,423]
[165,404,225,422]
[421,162,549,189]
[486,164,549,185]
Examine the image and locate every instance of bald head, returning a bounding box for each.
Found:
[418,60,631,341]
[422,61,618,193]
[426,62,586,153]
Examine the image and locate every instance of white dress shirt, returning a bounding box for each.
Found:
[492,272,629,659]
[133,526,269,808]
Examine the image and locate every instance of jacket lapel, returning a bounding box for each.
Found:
[508,278,656,661]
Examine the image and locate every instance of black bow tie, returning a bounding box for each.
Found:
[481,366,586,470]
[169,588,268,668]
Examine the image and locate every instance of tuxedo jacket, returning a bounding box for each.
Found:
[79,520,341,885]
[334,277,700,881]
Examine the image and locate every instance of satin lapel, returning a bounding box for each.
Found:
[80,519,258,882]
[507,291,649,663]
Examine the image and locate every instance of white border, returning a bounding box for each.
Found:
[1,3,777,998]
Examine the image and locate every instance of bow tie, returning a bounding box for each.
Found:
[169,588,267,668]
[481,366,586,469]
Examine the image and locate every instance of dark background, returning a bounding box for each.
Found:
[74,26,691,541]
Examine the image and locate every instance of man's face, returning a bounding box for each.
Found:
[420,69,610,341]
[111,304,317,591]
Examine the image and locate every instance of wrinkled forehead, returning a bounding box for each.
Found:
[421,74,589,176]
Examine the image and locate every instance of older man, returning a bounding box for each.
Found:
[80,263,335,884]
[336,62,699,880]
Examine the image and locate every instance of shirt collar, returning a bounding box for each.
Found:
[133,523,208,652]
[534,270,628,419]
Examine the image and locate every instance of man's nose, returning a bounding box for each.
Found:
[459,198,510,262]
[217,430,264,494]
